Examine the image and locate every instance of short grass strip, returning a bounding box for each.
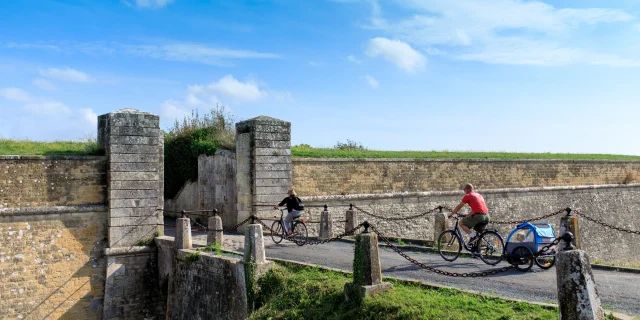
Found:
[292,146,640,160]
[250,262,561,320]
[0,139,101,156]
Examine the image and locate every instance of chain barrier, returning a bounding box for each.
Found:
[490,208,569,225]
[182,213,253,232]
[369,224,515,277]
[255,217,365,246]
[353,205,445,221]
[574,211,640,235]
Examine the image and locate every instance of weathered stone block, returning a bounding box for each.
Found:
[109,189,158,200]
[255,178,292,187]
[109,153,160,163]
[319,210,333,240]
[108,135,158,145]
[244,224,266,264]
[255,186,291,195]
[255,163,292,171]
[254,155,292,164]
[254,140,290,148]
[254,132,291,141]
[109,198,157,208]
[256,171,292,179]
[175,218,192,249]
[109,215,158,227]
[111,180,159,190]
[109,171,159,181]
[207,215,224,246]
[254,148,291,156]
[252,124,291,133]
[254,194,285,204]
[108,224,158,247]
[110,162,158,172]
[110,207,158,217]
[109,126,160,137]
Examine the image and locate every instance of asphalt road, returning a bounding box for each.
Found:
[168,225,640,317]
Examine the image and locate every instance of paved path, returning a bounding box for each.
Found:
[167,226,640,317]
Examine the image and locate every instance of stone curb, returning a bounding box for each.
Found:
[104,245,156,256]
[590,264,640,275]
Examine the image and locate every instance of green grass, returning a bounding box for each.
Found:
[250,263,559,320]
[203,243,223,255]
[0,138,102,156]
[291,146,640,160]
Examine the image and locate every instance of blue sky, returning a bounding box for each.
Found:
[1,0,639,155]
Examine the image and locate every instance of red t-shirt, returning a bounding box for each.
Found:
[462,192,488,214]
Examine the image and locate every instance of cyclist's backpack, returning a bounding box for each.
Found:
[294,197,305,210]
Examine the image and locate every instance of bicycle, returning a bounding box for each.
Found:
[270,208,308,246]
[437,213,505,265]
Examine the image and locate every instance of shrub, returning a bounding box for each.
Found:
[164,106,236,199]
[334,139,366,151]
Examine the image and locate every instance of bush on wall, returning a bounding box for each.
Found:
[164,106,236,199]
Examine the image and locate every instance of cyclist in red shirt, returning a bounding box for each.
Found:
[449,184,489,244]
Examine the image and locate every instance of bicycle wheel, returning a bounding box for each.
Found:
[270,221,283,244]
[535,254,556,270]
[292,221,308,246]
[477,231,505,265]
[437,230,461,262]
[512,246,534,272]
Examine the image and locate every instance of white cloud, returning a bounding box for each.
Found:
[123,43,280,66]
[32,78,56,91]
[123,0,174,9]
[40,67,93,82]
[24,101,71,115]
[198,75,265,103]
[365,37,427,72]
[5,41,280,67]
[362,74,379,88]
[347,55,362,64]
[79,108,98,128]
[0,87,32,102]
[358,0,640,67]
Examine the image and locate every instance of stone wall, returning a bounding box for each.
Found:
[0,205,108,319]
[164,181,198,218]
[296,184,640,265]
[172,249,247,320]
[0,155,107,209]
[293,158,640,196]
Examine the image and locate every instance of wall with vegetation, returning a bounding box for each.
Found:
[293,158,640,196]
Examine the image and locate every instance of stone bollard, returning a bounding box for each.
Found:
[175,217,192,250]
[345,204,356,234]
[319,206,333,240]
[434,207,447,243]
[242,220,274,311]
[556,232,604,320]
[344,221,392,303]
[207,211,223,246]
[559,208,580,251]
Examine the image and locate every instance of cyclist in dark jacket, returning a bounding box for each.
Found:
[274,188,303,236]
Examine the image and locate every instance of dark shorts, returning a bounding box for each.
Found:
[461,213,489,228]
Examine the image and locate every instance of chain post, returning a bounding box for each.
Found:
[438,206,443,213]
[250,215,256,224]
[349,203,353,210]
[213,209,218,217]
[565,207,572,216]
[324,204,328,211]
[362,221,370,234]
[181,210,185,218]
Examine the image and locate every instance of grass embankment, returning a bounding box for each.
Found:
[0,139,101,156]
[291,146,640,160]
[250,263,560,320]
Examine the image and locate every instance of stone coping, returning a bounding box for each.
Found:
[0,204,107,216]
[0,155,107,160]
[104,245,156,256]
[292,157,640,164]
[300,184,640,203]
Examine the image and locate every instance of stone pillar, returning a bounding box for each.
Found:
[559,211,580,251]
[98,109,164,319]
[235,116,291,232]
[244,223,266,264]
[345,205,356,234]
[344,225,392,302]
[556,233,604,320]
[175,217,192,250]
[434,208,448,242]
[319,207,333,240]
[207,214,223,246]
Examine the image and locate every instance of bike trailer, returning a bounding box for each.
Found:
[505,222,556,255]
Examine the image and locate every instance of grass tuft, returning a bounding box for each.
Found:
[0,138,103,156]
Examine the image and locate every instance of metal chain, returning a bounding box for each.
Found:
[370,224,515,277]
[533,237,562,258]
[255,217,365,246]
[183,214,252,232]
[575,211,640,235]
[353,205,444,221]
[491,208,568,225]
